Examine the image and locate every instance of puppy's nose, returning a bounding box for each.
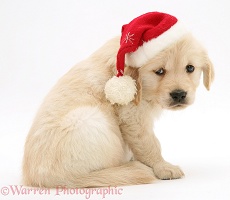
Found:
[170,90,187,102]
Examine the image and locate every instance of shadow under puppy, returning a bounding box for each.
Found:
[23,12,214,188]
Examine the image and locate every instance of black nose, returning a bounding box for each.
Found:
[170,90,187,102]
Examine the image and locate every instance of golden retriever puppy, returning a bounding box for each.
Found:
[23,12,214,188]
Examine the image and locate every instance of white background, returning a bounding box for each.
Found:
[0,0,230,199]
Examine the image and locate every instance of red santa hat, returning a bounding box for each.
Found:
[104,12,189,105]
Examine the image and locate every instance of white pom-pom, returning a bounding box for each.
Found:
[104,75,137,105]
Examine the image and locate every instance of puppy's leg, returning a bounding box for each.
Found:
[59,161,156,188]
[118,102,184,180]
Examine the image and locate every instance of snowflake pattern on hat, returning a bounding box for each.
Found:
[124,32,135,44]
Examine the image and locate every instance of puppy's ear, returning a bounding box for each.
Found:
[125,66,142,105]
[203,56,214,90]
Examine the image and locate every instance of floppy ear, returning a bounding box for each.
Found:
[125,66,142,105]
[203,56,214,90]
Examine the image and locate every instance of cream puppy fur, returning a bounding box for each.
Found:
[23,34,214,188]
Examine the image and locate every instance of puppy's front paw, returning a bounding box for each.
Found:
[153,161,184,180]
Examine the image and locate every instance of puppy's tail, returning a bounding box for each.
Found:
[65,161,156,188]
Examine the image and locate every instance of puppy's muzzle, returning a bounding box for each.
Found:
[170,89,187,103]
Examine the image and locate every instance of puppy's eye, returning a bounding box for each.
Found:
[155,68,166,76]
[186,65,195,73]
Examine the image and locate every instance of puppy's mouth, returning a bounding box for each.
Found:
[168,101,189,110]
[168,102,188,110]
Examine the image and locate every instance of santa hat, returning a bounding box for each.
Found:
[104,12,188,105]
